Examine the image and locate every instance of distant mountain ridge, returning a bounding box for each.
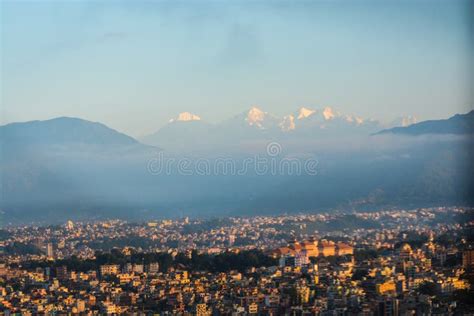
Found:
[1,116,159,224]
[376,110,474,136]
[0,117,139,147]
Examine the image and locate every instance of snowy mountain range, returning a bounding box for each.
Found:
[141,106,417,149]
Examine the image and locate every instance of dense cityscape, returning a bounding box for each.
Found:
[2,0,473,315]
[0,207,473,315]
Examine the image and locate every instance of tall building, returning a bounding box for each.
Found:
[47,243,54,259]
[462,247,474,269]
[378,297,399,316]
[56,266,68,280]
[228,234,236,247]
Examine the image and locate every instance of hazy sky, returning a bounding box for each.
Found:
[1,0,472,137]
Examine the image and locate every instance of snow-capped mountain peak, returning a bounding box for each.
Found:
[323,107,337,120]
[280,114,296,131]
[169,112,201,123]
[297,107,316,120]
[246,106,267,128]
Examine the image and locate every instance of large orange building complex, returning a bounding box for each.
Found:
[272,239,353,258]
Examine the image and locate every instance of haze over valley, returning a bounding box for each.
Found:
[1,109,472,224]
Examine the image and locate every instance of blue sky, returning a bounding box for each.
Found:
[1,0,472,136]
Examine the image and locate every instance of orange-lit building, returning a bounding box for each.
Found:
[376,280,396,295]
[273,239,353,259]
[300,240,319,257]
[271,247,296,257]
[336,242,354,256]
[319,240,336,257]
[399,244,413,260]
